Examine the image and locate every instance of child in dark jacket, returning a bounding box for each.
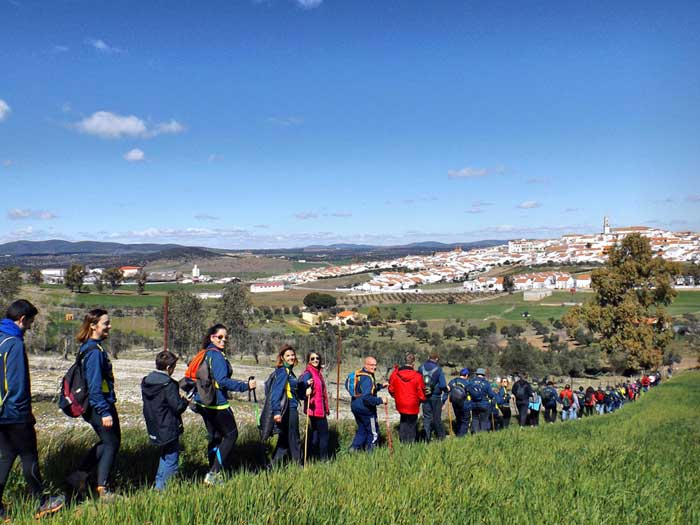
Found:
[141,351,189,490]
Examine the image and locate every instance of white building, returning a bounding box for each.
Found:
[40,268,65,284]
[250,281,285,293]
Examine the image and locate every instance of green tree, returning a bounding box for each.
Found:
[158,291,205,359]
[0,267,22,312]
[65,264,86,293]
[503,275,515,294]
[303,292,337,310]
[562,233,679,371]
[92,271,105,293]
[103,267,124,294]
[136,270,148,295]
[28,269,43,286]
[217,282,251,332]
[367,306,382,325]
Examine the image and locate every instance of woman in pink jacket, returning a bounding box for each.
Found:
[298,352,330,460]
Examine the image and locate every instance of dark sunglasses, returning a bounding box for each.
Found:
[214,335,227,340]
[310,356,320,361]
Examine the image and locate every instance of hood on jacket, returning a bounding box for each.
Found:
[141,371,172,400]
[396,368,417,383]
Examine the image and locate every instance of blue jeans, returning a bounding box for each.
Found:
[562,408,576,421]
[155,440,179,490]
[351,411,379,451]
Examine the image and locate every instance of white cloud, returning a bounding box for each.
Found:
[465,208,484,214]
[526,177,549,184]
[62,103,72,113]
[75,111,185,139]
[564,207,579,213]
[154,119,185,135]
[517,200,542,209]
[331,211,352,217]
[472,200,494,207]
[208,154,223,163]
[87,38,125,53]
[295,211,318,220]
[448,167,489,179]
[194,213,220,221]
[123,148,145,162]
[7,208,57,220]
[266,116,304,127]
[2,160,14,168]
[0,99,10,121]
[296,0,323,9]
[52,45,69,53]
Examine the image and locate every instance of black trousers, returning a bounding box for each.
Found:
[0,422,43,501]
[309,416,329,460]
[398,414,418,443]
[500,406,511,427]
[516,404,529,426]
[543,405,557,423]
[79,408,121,487]
[528,409,540,426]
[422,398,445,441]
[273,407,301,465]
[200,407,238,473]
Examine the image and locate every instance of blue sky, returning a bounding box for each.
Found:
[1,0,698,248]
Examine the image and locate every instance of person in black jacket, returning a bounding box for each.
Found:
[141,351,189,490]
[511,373,533,427]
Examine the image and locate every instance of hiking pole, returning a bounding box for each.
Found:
[384,401,393,455]
[446,400,454,437]
[249,376,259,426]
[304,391,311,470]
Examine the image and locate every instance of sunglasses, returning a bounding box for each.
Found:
[310,357,320,362]
[214,335,227,340]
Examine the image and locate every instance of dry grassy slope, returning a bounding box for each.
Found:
[144,254,294,275]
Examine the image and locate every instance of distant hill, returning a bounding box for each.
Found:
[0,240,187,256]
[0,240,219,269]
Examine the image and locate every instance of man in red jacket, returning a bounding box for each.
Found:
[388,353,426,443]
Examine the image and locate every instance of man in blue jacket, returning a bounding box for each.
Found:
[0,300,64,521]
[467,368,495,433]
[445,368,471,437]
[418,351,448,442]
[350,356,386,451]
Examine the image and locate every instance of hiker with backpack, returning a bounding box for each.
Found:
[595,386,606,415]
[511,374,533,427]
[298,351,330,460]
[527,386,542,426]
[349,356,387,451]
[466,368,495,433]
[141,351,189,490]
[576,387,586,419]
[541,381,558,423]
[388,353,426,443]
[269,344,305,465]
[66,309,120,500]
[584,386,596,417]
[191,324,255,485]
[0,300,65,521]
[446,368,470,437]
[496,378,512,428]
[417,351,448,441]
[559,384,576,421]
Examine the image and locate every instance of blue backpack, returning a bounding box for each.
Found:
[345,370,374,398]
[468,379,486,402]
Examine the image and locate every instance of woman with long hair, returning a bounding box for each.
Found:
[193,324,255,485]
[269,344,307,465]
[67,309,119,500]
[497,378,512,427]
[298,351,330,460]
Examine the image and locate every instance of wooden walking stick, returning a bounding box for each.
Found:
[304,391,311,469]
[446,399,454,437]
[384,401,393,455]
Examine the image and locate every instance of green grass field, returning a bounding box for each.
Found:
[3,373,699,524]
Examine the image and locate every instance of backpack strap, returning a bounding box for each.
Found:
[0,337,15,405]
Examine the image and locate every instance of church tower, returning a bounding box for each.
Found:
[603,216,610,235]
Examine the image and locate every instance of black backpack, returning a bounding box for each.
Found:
[259,370,289,441]
[58,347,99,418]
[449,382,467,406]
[513,381,529,402]
[542,387,557,407]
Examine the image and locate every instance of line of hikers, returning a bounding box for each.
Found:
[0,301,665,522]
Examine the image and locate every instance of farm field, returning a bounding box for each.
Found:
[5,372,698,524]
